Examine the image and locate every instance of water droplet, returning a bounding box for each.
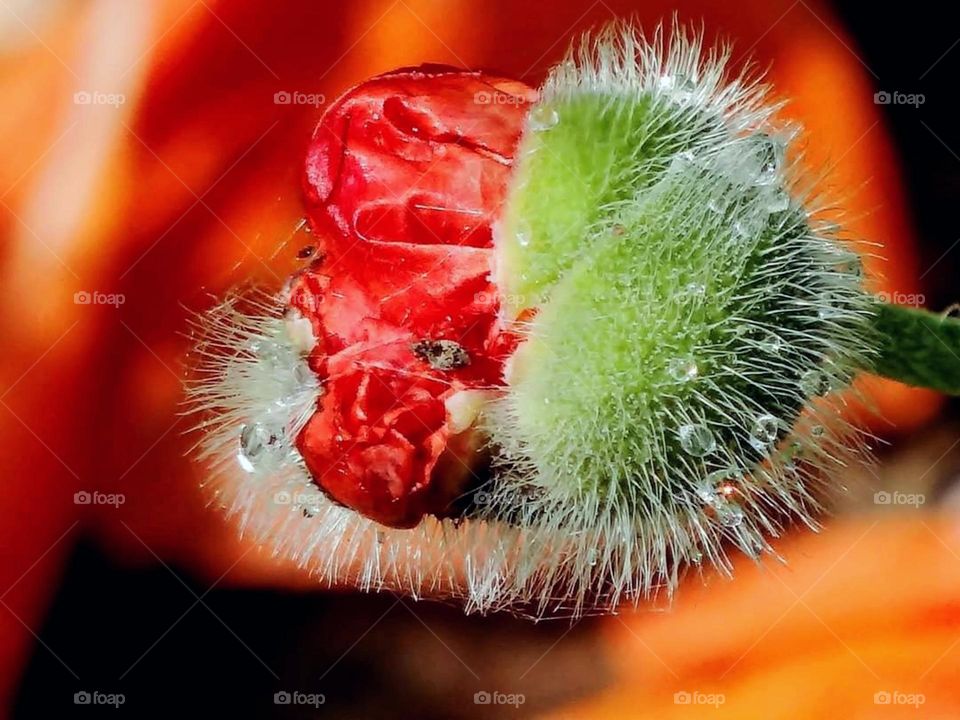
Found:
[749,414,780,452]
[716,502,745,527]
[782,441,804,469]
[689,550,704,565]
[759,332,783,353]
[684,282,706,297]
[659,74,697,102]
[706,466,741,486]
[733,218,762,241]
[837,255,863,279]
[694,478,719,505]
[586,549,598,566]
[675,76,697,101]
[800,369,830,397]
[766,188,790,212]
[669,149,697,173]
[735,526,765,557]
[515,221,532,248]
[667,356,699,382]
[753,134,784,185]
[529,105,559,131]
[818,304,842,320]
[293,362,315,386]
[256,340,288,371]
[237,422,278,473]
[678,423,716,457]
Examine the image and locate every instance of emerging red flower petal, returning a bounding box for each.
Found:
[289,66,536,527]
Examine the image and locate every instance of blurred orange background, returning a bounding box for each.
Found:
[1,0,959,717]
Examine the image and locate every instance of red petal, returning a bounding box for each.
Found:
[292,66,535,527]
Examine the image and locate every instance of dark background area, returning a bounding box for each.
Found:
[834,1,960,321]
[13,3,960,717]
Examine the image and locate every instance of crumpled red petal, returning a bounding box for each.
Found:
[290,65,536,527]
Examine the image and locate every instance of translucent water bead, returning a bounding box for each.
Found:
[528,105,559,131]
[678,423,716,457]
[667,356,699,382]
[749,413,780,453]
[237,421,281,473]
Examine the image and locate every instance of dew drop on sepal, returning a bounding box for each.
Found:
[669,149,697,173]
[658,73,697,103]
[237,421,279,473]
[695,468,746,527]
[749,413,780,452]
[758,332,783,353]
[683,281,707,297]
[515,220,532,247]
[800,368,830,397]
[753,133,784,185]
[667,356,699,382]
[678,423,716,456]
[528,105,559,131]
[716,502,745,527]
[766,187,790,213]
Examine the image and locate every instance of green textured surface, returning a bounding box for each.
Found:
[870,302,960,395]
[496,93,718,315]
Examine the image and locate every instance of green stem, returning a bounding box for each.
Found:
[867,301,960,395]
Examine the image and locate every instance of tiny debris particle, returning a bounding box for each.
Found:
[412,339,471,370]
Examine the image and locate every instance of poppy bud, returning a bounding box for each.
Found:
[190,22,960,616]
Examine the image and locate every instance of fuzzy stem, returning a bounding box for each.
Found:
[867,301,960,395]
